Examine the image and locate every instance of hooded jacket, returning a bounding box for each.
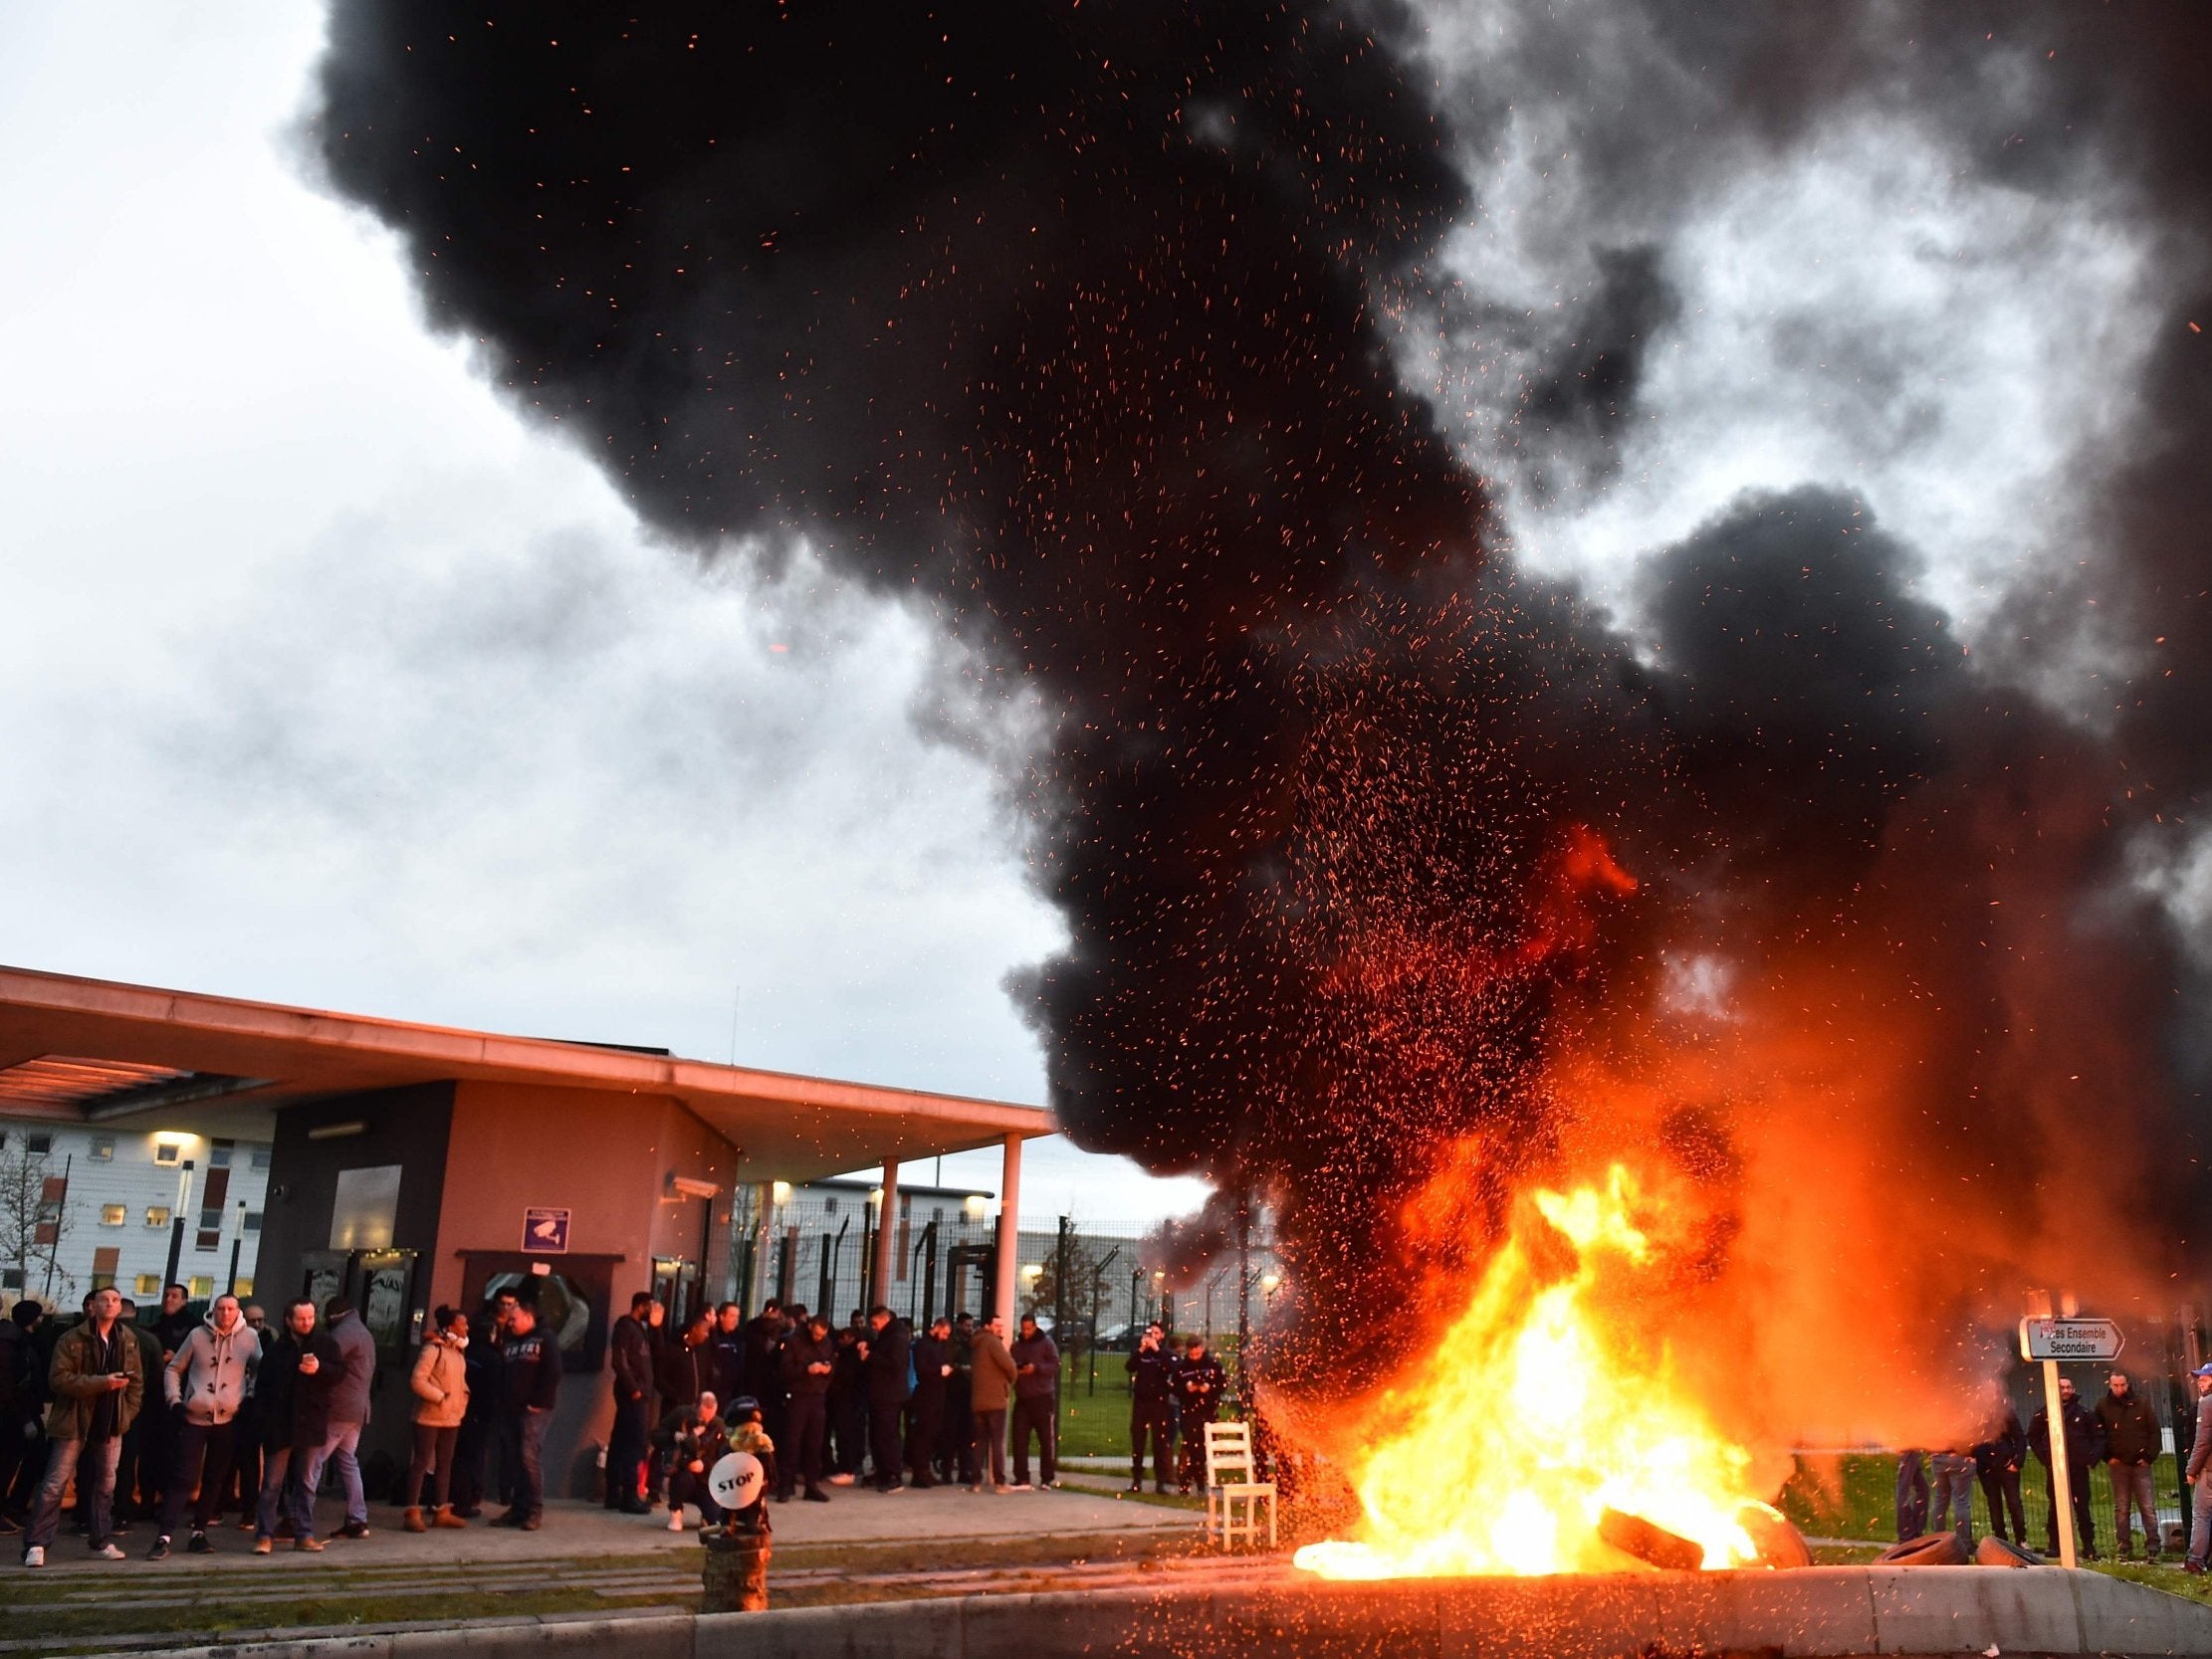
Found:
[164,1314,259,1425]
[410,1333,471,1428]
[1010,1329,1060,1402]
[500,1325,561,1415]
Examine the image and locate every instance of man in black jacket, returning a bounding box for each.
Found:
[2098,1369,2164,1559]
[859,1307,911,1492]
[1972,1400,2028,1546]
[255,1299,343,1554]
[708,1302,749,1410]
[494,1303,560,1530]
[603,1292,658,1515]
[907,1317,953,1489]
[827,1321,867,1483]
[2031,1377,2101,1560]
[779,1312,835,1502]
[1126,1323,1175,1494]
[1009,1314,1060,1490]
[1171,1337,1226,1495]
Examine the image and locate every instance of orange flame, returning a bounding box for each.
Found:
[1294,1160,1778,1578]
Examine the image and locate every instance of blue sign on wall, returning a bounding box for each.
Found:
[523,1207,571,1254]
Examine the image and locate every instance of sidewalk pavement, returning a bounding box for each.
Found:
[24,1483,1196,1575]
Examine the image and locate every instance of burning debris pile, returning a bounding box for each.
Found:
[315,1,2212,1575]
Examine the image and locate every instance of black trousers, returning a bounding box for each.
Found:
[786,1393,827,1493]
[832,1390,868,1475]
[1011,1396,1055,1486]
[868,1394,906,1486]
[1131,1402,1173,1488]
[451,1413,492,1512]
[906,1391,945,1486]
[1180,1411,1217,1487]
[939,1391,978,1484]
[1978,1465,2026,1542]
[604,1395,648,1508]
[160,1418,236,1538]
[2045,1464,2099,1556]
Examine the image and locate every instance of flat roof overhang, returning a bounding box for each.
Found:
[0,965,1052,1185]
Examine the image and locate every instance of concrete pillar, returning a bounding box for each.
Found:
[870,1159,899,1312]
[993,1134,1023,1332]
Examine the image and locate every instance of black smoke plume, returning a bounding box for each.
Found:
[315,2,2212,1416]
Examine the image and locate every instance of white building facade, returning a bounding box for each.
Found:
[0,1120,272,1308]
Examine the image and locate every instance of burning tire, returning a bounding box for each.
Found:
[1736,1506,1814,1569]
[1877,1532,1971,1566]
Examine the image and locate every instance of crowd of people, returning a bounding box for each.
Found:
[0,1279,568,1566]
[1,1282,1244,1567]
[1894,1364,2212,1569]
[604,1297,1083,1512]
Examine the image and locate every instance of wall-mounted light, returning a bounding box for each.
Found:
[868,1185,884,1204]
[307,1122,366,1142]
[1020,1262,1044,1284]
[152,1131,197,1147]
[771,1180,792,1205]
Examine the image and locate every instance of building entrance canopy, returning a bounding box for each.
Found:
[0,965,1050,1185]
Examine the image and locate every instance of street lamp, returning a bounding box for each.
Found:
[1260,1271,1282,1313]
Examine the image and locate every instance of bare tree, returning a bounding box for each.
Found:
[0,1138,76,1306]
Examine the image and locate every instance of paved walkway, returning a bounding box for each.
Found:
[26,1483,1195,1575]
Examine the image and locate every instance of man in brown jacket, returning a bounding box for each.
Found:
[968,1314,1017,1493]
[21,1287,143,1567]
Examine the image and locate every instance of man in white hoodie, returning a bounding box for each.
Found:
[150,1295,259,1560]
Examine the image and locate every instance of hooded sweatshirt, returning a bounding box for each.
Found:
[165,1315,259,1425]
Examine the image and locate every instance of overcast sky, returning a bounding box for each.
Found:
[0,7,2162,1228]
[0,8,1209,1226]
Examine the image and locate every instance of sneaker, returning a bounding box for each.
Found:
[188,1531,213,1555]
[1127,1481,1144,1493]
[21,1546,44,1568]
[519,1516,542,1532]
[93,1543,126,1560]
[1006,1482,1033,1492]
[826,1473,856,1487]
[336,1520,370,1540]
[804,1489,830,1504]
[293,1537,325,1553]
[148,1536,172,1561]
[236,1518,257,1532]
[667,1508,685,1532]
[967,1484,984,1494]
[254,1538,273,1555]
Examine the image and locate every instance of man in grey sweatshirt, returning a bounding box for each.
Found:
[151,1295,259,1559]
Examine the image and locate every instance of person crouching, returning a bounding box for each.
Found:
[662,1390,733,1531]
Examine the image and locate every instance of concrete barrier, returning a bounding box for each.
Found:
[140,1565,2212,1659]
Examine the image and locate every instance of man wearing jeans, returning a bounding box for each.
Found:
[2098,1369,2164,1560]
[20,1287,142,1567]
[297,1299,375,1542]
[2184,1364,2212,1573]
[494,1302,559,1529]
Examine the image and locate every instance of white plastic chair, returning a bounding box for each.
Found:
[1203,1419,1277,1549]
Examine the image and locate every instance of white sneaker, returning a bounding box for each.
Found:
[826,1473,855,1487]
[1006,1482,1033,1492]
[666,1508,684,1532]
[93,1543,125,1560]
[21,1546,44,1568]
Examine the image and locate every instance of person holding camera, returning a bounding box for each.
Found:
[1125,1322,1175,1494]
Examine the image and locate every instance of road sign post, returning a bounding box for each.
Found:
[2019,1317,2125,1569]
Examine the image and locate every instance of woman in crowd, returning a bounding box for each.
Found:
[403,1307,471,1533]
